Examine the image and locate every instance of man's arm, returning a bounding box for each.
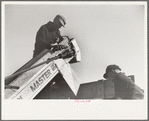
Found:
[54,30,63,43]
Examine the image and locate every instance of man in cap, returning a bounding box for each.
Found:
[103,65,144,99]
[33,15,67,58]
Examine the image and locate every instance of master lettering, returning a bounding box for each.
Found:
[30,69,51,92]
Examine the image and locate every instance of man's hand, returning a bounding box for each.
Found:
[59,49,75,59]
[51,44,68,52]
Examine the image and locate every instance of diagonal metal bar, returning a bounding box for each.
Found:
[5,55,60,82]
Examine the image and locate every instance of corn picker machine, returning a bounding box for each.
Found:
[5,36,81,99]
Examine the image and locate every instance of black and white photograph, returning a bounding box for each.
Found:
[2,1,147,120]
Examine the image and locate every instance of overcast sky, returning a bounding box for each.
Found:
[4,2,147,90]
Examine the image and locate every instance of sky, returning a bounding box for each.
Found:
[4,2,147,90]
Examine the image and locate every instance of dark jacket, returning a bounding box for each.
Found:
[113,73,144,99]
[33,22,61,58]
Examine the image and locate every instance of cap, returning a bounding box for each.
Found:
[103,65,121,79]
[54,15,66,27]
